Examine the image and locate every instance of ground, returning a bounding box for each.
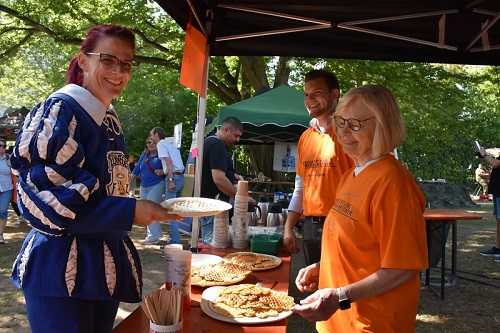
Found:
[0,182,499,332]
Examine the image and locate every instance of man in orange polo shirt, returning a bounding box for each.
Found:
[283,69,353,265]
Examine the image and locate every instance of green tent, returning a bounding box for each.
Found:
[204,85,310,144]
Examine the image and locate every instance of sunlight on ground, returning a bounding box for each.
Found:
[416,314,448,324]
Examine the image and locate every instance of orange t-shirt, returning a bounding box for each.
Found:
[296,127,353,216]
[318,155,428,333]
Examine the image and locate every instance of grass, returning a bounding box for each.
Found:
[0,203,499,332]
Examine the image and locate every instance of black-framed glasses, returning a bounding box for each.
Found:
[0,144,5,148]
[84,52,139,75]
[333,116,375,131]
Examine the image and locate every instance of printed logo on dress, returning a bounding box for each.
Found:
[106,151,129,197]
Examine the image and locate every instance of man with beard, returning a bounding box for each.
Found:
[283,69,353,265]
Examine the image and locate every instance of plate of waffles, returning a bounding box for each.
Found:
[223,252,281,271]
[200,284,294,324]
[161,197,232,217]
[191,261,252,287]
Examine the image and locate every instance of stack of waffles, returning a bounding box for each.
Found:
[211,284,295,319]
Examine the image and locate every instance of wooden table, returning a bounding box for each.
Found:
[423,209,482,300]
[112,247,291,333]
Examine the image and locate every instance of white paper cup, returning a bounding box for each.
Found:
[150,319,183,333]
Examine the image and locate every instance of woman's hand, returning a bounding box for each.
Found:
[295,262,320,292]
[133,200,182,226]
[292,288,339,322]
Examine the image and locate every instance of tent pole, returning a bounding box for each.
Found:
[190,11,212,252]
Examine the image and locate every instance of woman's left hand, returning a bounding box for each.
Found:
[291,288,339,322]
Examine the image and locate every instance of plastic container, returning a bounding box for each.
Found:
[251,234,282,255]
[149,318,183,333]
[164,244,183,290]
[172,250,192,311]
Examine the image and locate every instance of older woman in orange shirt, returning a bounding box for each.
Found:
[293,84,428,333]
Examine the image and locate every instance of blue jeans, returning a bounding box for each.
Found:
[493,195,500,219]
[24,292,119,333]
[165,174,184,243]
[199,215,215,244]
[0,189,13,219]
[140,180,166,242]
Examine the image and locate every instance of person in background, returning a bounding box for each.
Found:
[128,154,136,170]
[477,148,500,261]
[10,25,180,333]
[293,84,428,332]
[150,127,185,244]
[128,154,137,196]
[475,163,489,195]
[0,138,14,244]
[200,117,250,242]
[6,144,25,223]
[283,69,354,266]
[130,139,166,245]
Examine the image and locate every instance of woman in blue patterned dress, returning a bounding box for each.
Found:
[10,25,180,333]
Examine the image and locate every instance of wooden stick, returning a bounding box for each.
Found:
[145,297,160,324]
[175,289,182,324]
[141,303,152,322]
[152,291,162,325]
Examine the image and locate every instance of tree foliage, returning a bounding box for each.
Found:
[0,1,499,188]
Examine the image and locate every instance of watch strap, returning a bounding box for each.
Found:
[337,287,351,310]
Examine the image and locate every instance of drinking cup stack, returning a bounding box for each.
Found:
[231,181,249,248]
[211,210,230,248]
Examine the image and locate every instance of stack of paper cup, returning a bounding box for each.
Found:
[231,181,249,248]
[211,210,230,248]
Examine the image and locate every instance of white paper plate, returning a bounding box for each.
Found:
[161,197,232,217]
[200,286,293,324]
[191,254,223,267]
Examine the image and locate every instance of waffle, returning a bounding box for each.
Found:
[191,262,252,287]
[211,284,295,319]
[167,199,216,213]
[223,252,279,270]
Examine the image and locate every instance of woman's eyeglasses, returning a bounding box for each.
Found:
[84,52,139,76]
[333,116,375,131]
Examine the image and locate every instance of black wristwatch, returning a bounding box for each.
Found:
[337,287,351,310]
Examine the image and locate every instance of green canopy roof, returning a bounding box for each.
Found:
[204,85,310,144]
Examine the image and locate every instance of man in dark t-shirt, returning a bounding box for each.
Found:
[199,117,243,242]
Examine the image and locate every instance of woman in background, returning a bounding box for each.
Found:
[0,137,13,244]
[130,139,166,245]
